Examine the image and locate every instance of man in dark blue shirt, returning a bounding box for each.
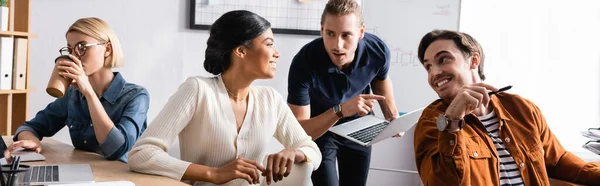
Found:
[287,0,399,185]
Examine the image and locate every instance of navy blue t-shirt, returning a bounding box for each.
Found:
[287,33,391,125]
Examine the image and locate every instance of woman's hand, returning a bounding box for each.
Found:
[4,139,42,162]
[263,149,299,185]
[209,158,266,185]
[7,140,42,153]
[57,54,93,96]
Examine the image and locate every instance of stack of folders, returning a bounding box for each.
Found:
[581,128,600,155]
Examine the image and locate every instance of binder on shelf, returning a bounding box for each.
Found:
[0,36,13,90]
[12,38,26,90]
[0,6,7,31]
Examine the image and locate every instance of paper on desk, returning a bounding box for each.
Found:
[581,130,600,140]
[583,142,600,155]
[47,181,135,186]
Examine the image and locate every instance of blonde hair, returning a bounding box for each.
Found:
[66,17,124,68]
[321,0,364,25]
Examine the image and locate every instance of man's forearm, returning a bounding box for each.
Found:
[415,125,466,185]
[298,108,339,140]
[372,78,399,120]
[378,99,399,121]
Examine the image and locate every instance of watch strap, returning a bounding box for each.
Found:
[446,116,464,130]
[333,104,343,119]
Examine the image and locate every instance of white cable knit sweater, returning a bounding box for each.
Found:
[128,76,321,186]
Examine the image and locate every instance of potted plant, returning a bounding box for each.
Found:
[0,0,7,31]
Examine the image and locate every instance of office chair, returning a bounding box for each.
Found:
[261,158,314,186]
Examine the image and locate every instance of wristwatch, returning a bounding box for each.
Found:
[436,114,464,132]
[333,104,344,119]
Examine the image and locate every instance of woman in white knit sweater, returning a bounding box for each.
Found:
[128,10,321,186]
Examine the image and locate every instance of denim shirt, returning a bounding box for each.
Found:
[14,72,149,163]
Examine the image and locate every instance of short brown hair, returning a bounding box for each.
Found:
[417,30,486,80]
[320,0,364,25]
[67,17,124,68]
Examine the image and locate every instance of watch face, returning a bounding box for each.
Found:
[437,115,447,131]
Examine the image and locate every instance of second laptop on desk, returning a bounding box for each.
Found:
[0,137,95,185]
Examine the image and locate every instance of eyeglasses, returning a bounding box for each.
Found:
[59,41,107,57]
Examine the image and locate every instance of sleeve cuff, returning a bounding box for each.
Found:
[287,97,310,106]
[99,126,126,157]
[374,74,388,81]
[128,146,193,181]
[438,131,459,156]
[297,146,321,170]
[13,126,42,142]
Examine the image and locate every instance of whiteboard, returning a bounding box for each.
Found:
[190,0,361,35]
[361,0,461,175]
[363,0,460,112]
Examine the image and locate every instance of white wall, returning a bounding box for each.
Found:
[460,0,600,153]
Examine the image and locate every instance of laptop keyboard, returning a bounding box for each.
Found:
[28,165,59,182]
[347,121,390,143]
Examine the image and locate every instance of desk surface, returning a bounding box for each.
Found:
[4,137,594,186]
[3,137,189,186]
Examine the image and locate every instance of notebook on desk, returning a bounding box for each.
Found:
[10,148,45,162]
[328,107,425,146]
[0,136,45,162]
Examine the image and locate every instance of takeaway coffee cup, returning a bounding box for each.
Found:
[46,55,73,98]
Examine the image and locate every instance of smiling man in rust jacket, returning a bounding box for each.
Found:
[413,29,600,186]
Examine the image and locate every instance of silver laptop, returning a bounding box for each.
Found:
[329,107,425,146]
[0,139,94,185]
[22,164,95,186]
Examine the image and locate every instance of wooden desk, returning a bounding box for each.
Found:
[3,137,189,186]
